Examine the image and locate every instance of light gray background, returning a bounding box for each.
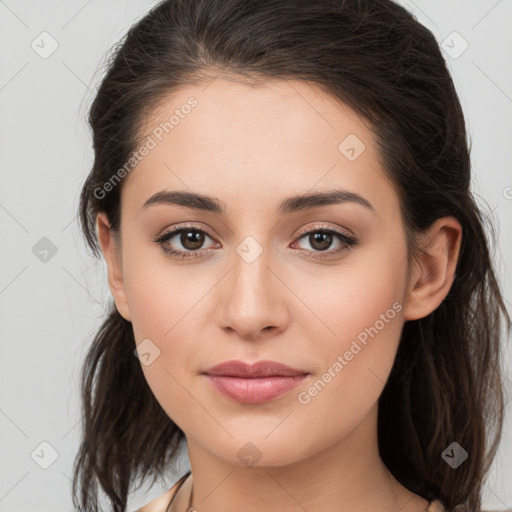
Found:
[0,1,511,511]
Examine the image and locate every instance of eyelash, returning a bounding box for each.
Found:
[152,223,358,261]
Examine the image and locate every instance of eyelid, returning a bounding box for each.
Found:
[156,222,216,240]
[155,222,353,242]
[294,223,354,239]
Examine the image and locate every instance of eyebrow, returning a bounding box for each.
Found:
[141,189,376,215]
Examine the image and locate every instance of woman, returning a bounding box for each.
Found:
[72,1,510,511]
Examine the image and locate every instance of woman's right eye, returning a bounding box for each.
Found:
[153,226,220,259]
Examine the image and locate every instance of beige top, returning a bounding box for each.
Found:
[136,473,188,512]
[136,474,447,512]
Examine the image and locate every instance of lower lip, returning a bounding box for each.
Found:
[204,374,308,404]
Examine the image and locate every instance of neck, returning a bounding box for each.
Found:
[173,405,428,512]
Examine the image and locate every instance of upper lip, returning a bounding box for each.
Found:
[203,359,309,378]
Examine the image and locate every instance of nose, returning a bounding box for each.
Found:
[216,246,290,341]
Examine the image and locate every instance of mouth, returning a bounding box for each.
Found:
[202,359,309,404]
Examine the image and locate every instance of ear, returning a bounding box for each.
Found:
[403,216,462,321]
[96,212,132,322]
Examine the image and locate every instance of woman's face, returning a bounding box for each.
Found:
[104,78,416,467]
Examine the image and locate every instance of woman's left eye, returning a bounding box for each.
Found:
[292,227,358,258]
[153,224,357,260]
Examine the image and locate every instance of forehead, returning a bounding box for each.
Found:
[121,78,398,219]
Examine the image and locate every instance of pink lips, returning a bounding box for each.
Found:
[202,360,309,404]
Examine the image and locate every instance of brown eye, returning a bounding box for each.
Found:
[293,226,358,260]
[153,225,219,259]
[308,232,334,251]
[180,230,205,251]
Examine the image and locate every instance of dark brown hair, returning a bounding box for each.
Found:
[73,1,511,510]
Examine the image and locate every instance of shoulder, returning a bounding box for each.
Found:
[427,500,446,512]
[427,501,503,512]
[135,479,182,512]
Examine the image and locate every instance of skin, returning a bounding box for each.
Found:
[97,77,462,512]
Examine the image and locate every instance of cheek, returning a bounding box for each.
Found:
[122,238,206,340]
[124,262,201,428]
[288,239,408,418]
[122,245,218,425]
[292,237,408,350]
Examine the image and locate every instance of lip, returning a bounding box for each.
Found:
[204,359,308,378]
[202,360,309,404]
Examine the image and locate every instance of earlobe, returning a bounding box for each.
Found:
[96,212,132,322]
[403,217,462,321]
